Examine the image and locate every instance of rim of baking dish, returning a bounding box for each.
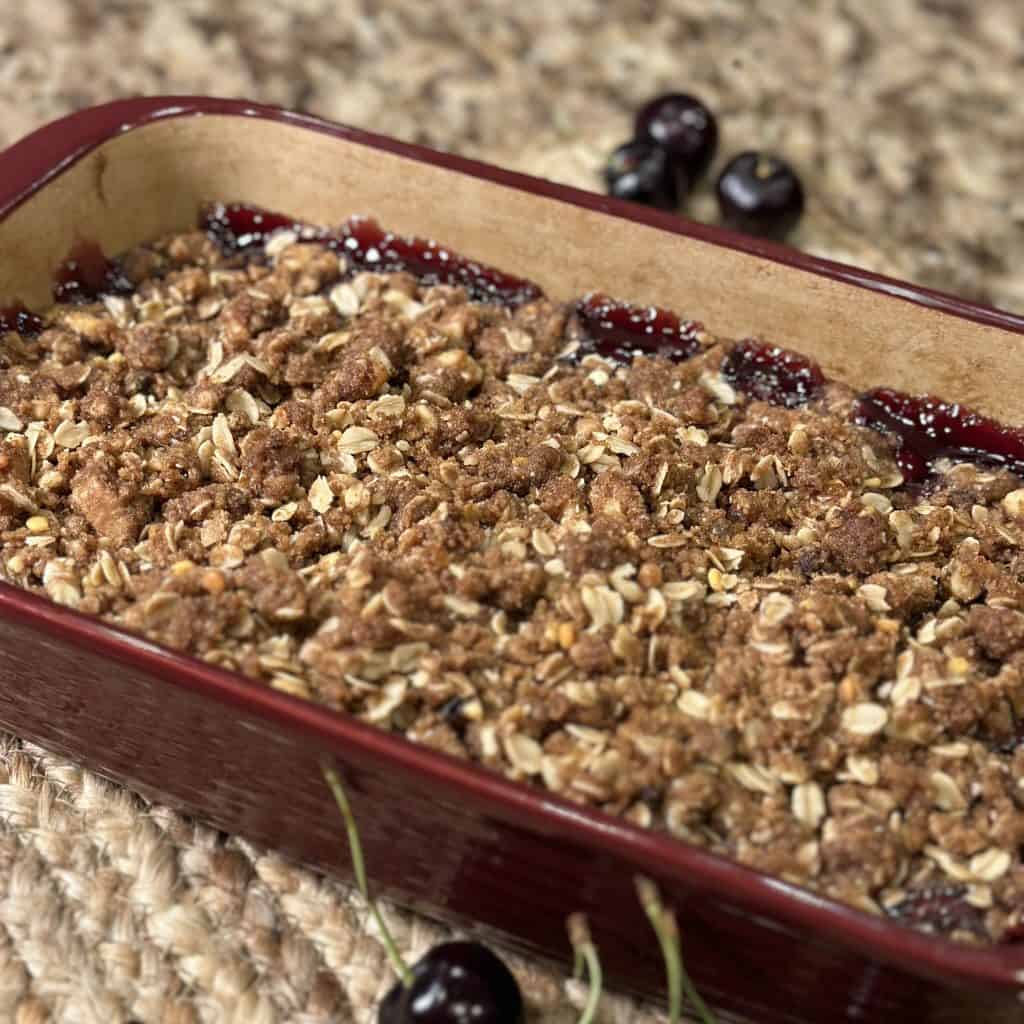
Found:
[2,96,1024,996]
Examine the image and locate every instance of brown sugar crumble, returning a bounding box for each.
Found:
[3,222,1024,947]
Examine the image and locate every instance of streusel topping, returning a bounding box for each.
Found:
[2,226,1024,945]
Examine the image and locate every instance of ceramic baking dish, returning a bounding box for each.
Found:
[2,96,1024,1024]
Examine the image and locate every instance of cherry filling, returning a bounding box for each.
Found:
[53,240,133,304]
[885,885,986,937]
[852,388,1024,484]
[338,216,542,307]
[201,202,542,307]
[201,201,304,252]
[0,304,43,338]
[568,292,702,365]
[721,338,825,408]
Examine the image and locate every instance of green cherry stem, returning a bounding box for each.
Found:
[567,914,603,1024]
[322,761,413,988]
[635,878,718,1024]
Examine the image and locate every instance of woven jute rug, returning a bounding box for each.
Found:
[0,2,1020,1020]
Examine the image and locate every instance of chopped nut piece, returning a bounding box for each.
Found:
[200,570,226,596]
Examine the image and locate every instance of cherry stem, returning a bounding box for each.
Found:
[567,913,603,1024]
[635,877,718,1024]
[322,762,413,988]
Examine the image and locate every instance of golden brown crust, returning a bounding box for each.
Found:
[3,229,1024,944]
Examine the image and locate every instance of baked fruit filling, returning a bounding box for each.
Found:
[2,205,1023,946]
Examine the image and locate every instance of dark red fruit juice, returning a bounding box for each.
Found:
[853,388,1024,483]
[569,292,701,365]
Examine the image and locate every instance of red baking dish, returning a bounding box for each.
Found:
[3,97,1024,1023]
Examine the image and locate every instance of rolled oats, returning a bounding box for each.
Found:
[791,781,826,829]
[338,425,380,455]
[841,702,889,736]
[3,221,1023,947]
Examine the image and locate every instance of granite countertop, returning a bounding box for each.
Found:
[0,3,1021,1022]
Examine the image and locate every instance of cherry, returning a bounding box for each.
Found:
[322,764,718,1024]
[852,388,1024,484]
[570,292,701,365]
[604,140,682,211]
[378,942,523,1024]
[715,151,804,241]
[721,338,824,408]
[323,766,525,1023]
[53,240,133,303]
[634,92,718,182]
[0,304,43,338]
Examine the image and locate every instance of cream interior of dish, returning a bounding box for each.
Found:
[0,114,1021,419]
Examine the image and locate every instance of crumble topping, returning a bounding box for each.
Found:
[3,227,1024,945]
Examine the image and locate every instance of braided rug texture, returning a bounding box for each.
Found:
[0,1,1021,1021]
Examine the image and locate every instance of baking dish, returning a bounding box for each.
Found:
[2,97,1024,1023]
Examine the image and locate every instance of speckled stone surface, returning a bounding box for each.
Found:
[0,2,1022,1022]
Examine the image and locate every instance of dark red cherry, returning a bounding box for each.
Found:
[852,388,1024,484]
[721,338,824,407]
[604,140,682,211]
[53,240,133,303]
[569,292,701,366]
[338,217,542,307]
[885,885,984,937]
[378,941,523,1024]
[716,151,804,241]
[634,92,718,181]
[0,304,43,338]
